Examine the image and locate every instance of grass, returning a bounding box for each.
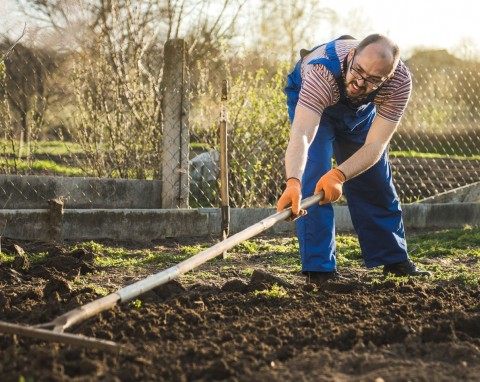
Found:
[2,158,84,176]
[409,226,480,256]
[1,227,479,288]
[189,142,211,152]
[336,235,363,268]
[218,227,473,286]
[0,250,50,265]
[405,227,480,287]
[1,140,85,175]
[253,283,290,299]
[0,140,84,157]
[31,141,84,156]
[183,270,221,282]
[0,252,15,263]
[71,278,111,296]
[75,241,202,269]
[390,150,480,161]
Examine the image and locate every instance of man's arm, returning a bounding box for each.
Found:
[336,115,398,179]
[276,104,321,216]
[285,105,321,180]
[286,108,399,184]
[278,106,399,215]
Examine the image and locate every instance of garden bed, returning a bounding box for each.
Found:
[0,228,479,381]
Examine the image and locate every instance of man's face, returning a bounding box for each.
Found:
[344,46,393,100]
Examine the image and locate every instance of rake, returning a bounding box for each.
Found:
[0,193,323,351]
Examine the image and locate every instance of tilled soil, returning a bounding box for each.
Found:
[391,157,480,202]
[0,238,479,382]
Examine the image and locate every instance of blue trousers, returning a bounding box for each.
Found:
[297,114,408,271]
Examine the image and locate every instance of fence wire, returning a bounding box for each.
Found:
[0,37,479,209]
[190,62,480,207]
[390,63,480,202]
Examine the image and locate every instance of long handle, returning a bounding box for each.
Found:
[50,192,324,331]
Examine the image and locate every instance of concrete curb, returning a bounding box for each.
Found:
[0,203,478,242]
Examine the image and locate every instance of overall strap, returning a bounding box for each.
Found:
[307,40,345,100]
[306,37,381,104]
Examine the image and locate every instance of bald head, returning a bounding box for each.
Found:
[356,34,400,73]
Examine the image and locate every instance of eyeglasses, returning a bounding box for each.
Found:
[349,51,387,90]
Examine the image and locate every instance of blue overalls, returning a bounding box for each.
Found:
[285,38,409,272]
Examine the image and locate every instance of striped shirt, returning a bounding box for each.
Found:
[298,39,412,123]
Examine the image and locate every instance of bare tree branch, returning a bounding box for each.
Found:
[1,23,27,63]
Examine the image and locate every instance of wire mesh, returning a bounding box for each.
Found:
[390,63,480,202]
[1,34,479,209]
[191,62,480,207]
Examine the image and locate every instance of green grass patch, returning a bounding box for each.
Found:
[336,235,363,268]
[183,270,221,282]
[76,241,195,269]
[234,228,480,287]
[72,278,111,295]
[253,283,290,299]
[0,252,15,263]
[2,158,83,176]
[238,267,256,278]
[0,140,84,156]
[0,250,50,265]
[390,150,480,161]
[265,264,301,275]
[342,226,480,286]
[68,227,480,287]
[18,376,34,382]
[179,243,215,257]
[408,226,480,259]
[131,299,143,309]
[35,141,84,156]
[230,241,261,254]
[27,252,50,263]
[230,238,298,258]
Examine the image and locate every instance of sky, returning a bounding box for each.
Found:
[319,0,480,57]
[1,0,479,58]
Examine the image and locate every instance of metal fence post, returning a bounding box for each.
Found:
[161,39,190,208]
[220,80,230,256]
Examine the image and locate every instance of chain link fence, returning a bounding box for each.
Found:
[1,33,479,209]
[190,59,480,207]
[390,61,480,202]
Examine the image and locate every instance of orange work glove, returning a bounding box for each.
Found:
[314,168,346,205]
[276,178,307,220]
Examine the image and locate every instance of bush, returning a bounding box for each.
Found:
[191,63,291,207]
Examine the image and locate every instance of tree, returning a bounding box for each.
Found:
[242,0,337,66]
[9,0,248,177]
[0,41,58,158]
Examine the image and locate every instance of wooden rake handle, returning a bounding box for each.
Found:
[0,191,324,348]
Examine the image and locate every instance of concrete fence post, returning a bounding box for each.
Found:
[161,39,190,208]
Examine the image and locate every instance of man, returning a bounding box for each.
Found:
[277,34,431,285]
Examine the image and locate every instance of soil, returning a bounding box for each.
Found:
[391,157,480,202]
[0,236,479,382]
